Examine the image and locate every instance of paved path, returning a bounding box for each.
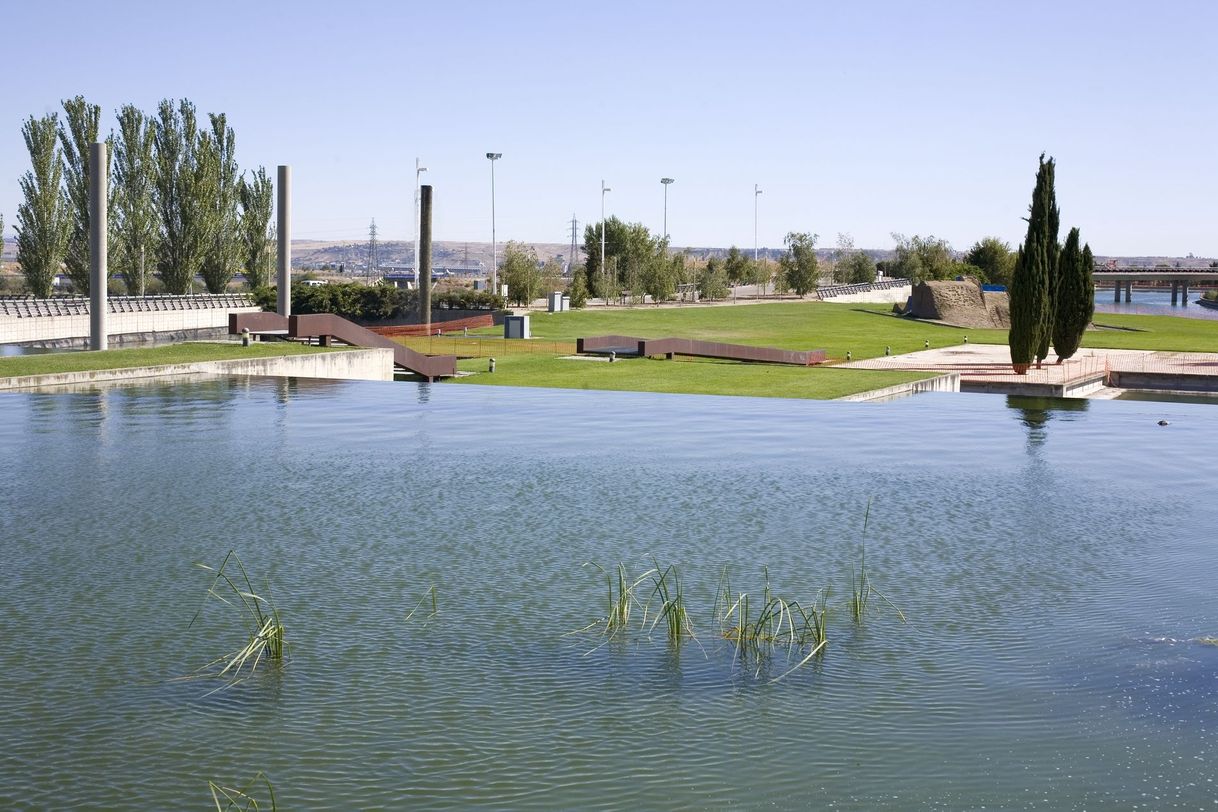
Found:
[840,343,1218,396]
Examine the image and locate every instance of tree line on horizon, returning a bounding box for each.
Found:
[7,96,274,298]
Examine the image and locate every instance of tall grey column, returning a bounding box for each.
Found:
[1113,283,1120,303]
[277,165,291,317]
[89,142,109,351]
[1181,281,1189,305]
[419,184,433,330]
[1171,282,1179,305]
[1124,282,1132,303]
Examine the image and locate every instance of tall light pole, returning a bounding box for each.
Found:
[753,184,763,263]
[413,158,427,279]
[660,177,674,243]
[486,153,502,293]
[601,179,611,304]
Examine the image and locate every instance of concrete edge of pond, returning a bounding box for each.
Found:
[836,372,961,402]
[0,348,395,391]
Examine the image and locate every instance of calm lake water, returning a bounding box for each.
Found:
[2,379,1217,809]
[1095,287,1218,320]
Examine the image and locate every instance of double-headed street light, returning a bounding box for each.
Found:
[660,177,674,243]
[487,153,502,292]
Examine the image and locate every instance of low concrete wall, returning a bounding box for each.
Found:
[960,372,1108,398]
[0,348,394,392]
[820,284,912,304]
[837,372,960,402]
[1108,371,1218,393]
[0,306,260,345]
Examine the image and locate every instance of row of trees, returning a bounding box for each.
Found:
[13,96,274,298]
[1008,154,1094,371]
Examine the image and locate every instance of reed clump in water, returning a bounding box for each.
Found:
[188,551,286,690]
[849,501,906,625]
[209,771,277,811]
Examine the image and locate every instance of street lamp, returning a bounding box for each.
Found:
[486,153,502,292]
[601,179,611,303]
[753,184,762,264]
[660,177,674,242]
[414,158,427,279]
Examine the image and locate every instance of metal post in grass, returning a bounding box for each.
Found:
[89,142,108,351]
[277,165,291,317]
[419,184,433,332]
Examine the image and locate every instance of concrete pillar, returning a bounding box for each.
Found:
[1182,281,1189,305]
[1113,283,1121,303]
[1124,282,1132,303]
[277,165,291,317]
[419,184,432,330]
[1171,282,1179,305]
[89,142,108,351]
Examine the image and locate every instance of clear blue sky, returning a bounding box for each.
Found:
[1,0,1214,257]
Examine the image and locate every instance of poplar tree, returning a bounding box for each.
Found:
[112,104,158,296]
[237,167,274,289]
[1051,230,1094,361]
[16,115,72,298]
[154,99,217,294]
[200,113,239,293]
[59,95,107,294]
[1008,154,1058,372]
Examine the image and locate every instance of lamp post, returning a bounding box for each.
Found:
[754,183,763,296]
[486,152,502,293]
[601,179,611,304]
[414,158,427,280]
[660,177,674,243]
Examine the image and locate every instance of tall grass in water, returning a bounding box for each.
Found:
[405,585,438,625]
[209,771,277,811]
[648,559,694,643]
[715,566,829,683]
[579,562,656,636]
[189,551,286,690]
[849,501,906,625]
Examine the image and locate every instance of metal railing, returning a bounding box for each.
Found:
[816,279,911,300]
[0,294,256,318]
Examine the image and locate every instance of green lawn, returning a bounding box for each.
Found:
[968,312,1218,353]
[453,353,934,400]
[473,301,972,361]
[0,341,336,378]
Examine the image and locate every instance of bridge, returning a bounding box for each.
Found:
[1093,269,1218,305]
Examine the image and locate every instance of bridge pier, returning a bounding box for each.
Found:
[1171,282,1179,305]
[1125,282,1132,303]
[1182,281,1189,305]
[1114,283,1121,303]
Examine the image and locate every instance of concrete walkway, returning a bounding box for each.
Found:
[840,343,1218,397]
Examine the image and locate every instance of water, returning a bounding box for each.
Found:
[2,379,1217,809]
[1095,288,1218,321]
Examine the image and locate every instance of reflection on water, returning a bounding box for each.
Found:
[1,380,1217,809]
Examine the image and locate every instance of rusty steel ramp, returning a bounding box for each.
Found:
[230,312,457,380]
[577,335,825,366]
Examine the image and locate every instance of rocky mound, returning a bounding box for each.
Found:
[905,280,1009,328]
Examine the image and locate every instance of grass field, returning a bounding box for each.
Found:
[0,341,335,378]
[451,354,933,399]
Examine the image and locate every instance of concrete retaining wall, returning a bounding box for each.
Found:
[1108,371,1218,393]
[819,284,911,304]
[837,372,960,402]
[0,306,259,345]
[0,348,394,392]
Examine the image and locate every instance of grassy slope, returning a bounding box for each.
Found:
[968,312,1218,353]
[0,342,335,378]
[452,354,931,399]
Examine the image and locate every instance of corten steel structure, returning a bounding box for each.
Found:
[229,312,457,380]
[277,165,291,317]
[576,335,826,366]
[89,142,108,351]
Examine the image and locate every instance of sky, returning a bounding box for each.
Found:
[1,0,1215,257]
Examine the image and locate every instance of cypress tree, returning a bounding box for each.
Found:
[16,115,73,298]
[59,96,106,295]
[1008,154,1058,372]
[1051,228,1095,361]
